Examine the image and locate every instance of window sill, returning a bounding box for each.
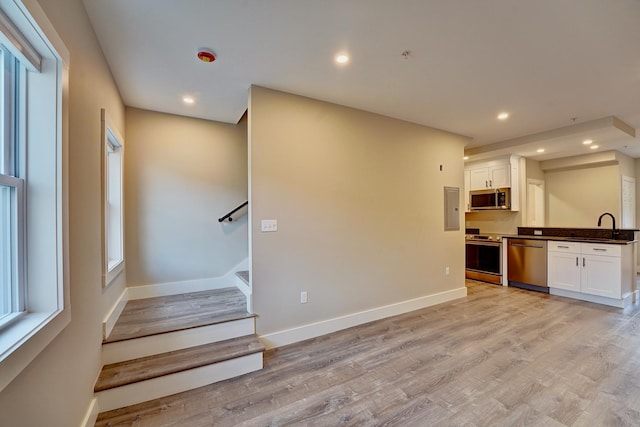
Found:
[0,307,70,391]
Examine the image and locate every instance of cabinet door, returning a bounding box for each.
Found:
[548,251,581,292]
[469,168,489,190]
[464,170,471,212]
[581,254,621,298]
[490,165,510,188]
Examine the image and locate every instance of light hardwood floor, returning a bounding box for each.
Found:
[96,281,640,426]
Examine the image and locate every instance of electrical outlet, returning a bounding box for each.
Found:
[445,266,450,276]
[300,291,308,304]
[261,219,278,232]
[534,230,542,235]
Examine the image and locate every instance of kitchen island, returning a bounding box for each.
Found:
[502,227,638,308]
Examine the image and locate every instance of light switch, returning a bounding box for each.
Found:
[261,219,278,232]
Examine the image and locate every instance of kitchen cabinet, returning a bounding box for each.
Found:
[547,242,581,292]
[581,245,622,298]
[464,155,521,211]
[468,164,510,190]
[548,241,628,303]
[464,170,471,212]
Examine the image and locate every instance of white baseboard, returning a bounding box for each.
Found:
[259,286,468,350]
[550,288,636,308]
[102,289,128,340]
[127,258,249,300]
[80,397,98,427]
[96,352,263,412]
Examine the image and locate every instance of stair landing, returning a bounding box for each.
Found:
[105,287,254,343]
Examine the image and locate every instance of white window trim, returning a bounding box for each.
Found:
[101,108,124,287]
[0,0,69,392]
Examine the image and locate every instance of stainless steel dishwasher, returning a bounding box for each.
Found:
[507,238,548,292]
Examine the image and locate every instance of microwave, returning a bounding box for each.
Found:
[470,188,511,211]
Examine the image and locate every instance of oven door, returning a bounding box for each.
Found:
[465,240,502,284]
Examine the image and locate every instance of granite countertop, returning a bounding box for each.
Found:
[501,227,640,245]
[502,234,637,245]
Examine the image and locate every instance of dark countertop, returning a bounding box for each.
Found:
[502,234,637,245]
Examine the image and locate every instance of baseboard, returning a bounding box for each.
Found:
[127,258,249,300]
[259,286,468,350]
[102,289,128,340]
[80,397,98,427]
[549,288,633,308]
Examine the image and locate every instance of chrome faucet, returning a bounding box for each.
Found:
[597,212,619,239]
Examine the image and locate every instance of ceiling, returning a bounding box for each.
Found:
[82,0,640,160]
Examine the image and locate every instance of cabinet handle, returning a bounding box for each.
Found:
[489,180,492,187]
[583,257,586,267]
[485,180,488,187]
[593,248,607,252]
[576,256,578,266]
[558,245,570,249]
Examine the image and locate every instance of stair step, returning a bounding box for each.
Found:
[105,287,250,343]
[95,334,264,392]
[236,270,249,285]
[101,316,257,365]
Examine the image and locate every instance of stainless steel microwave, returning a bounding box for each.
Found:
[470,188,511,211]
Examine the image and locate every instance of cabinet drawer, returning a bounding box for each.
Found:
[548,241,581,253]
[582,243,621,257]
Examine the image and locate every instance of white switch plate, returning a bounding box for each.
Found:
[261,219,278,232]
[300,291,308,304]
[445,266,450,276]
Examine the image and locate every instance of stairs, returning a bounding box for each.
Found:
[95,286,263,412]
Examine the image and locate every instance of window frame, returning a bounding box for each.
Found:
[101,108,125,287]
[0,0,70,392]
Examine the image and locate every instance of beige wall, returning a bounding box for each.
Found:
[546,165,620,227]
[125,108,248,286]
[249,86,468,336]
[526,158,544,181]
[0,0,125,426]
[465,210,521,234]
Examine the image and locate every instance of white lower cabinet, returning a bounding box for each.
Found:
[548,241,630,305]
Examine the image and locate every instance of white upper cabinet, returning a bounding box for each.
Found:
[464,155,521,211]
[467,163,511,190]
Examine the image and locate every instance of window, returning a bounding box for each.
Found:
[102,109,124,286]
[0,45,24,328]
[0,1,69,392]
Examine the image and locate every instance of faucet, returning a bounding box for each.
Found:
[597,212,619,239]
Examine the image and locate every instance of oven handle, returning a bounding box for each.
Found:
[466,240,501,247]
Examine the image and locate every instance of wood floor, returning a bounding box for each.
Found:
[96,281,640,426]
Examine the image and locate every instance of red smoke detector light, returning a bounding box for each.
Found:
[197,49,216,63]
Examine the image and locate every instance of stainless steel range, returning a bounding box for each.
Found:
[465,234,503,285]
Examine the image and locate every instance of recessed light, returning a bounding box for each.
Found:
[583,139,593,145]
[590,145,599,150]
[335,54,349,64]
[536,148,545,153]
[497,112,509,120]
[183,96,195,105]
[463,156,469,160]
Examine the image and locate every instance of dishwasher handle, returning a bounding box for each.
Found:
[509,243,545,249]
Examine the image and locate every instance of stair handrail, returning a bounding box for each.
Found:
[218,201,248,222]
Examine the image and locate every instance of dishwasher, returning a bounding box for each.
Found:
[507,238,548,292]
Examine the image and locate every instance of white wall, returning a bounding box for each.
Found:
[0,0,125,425]
[249,86,468,337]
[125,108,248,287]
